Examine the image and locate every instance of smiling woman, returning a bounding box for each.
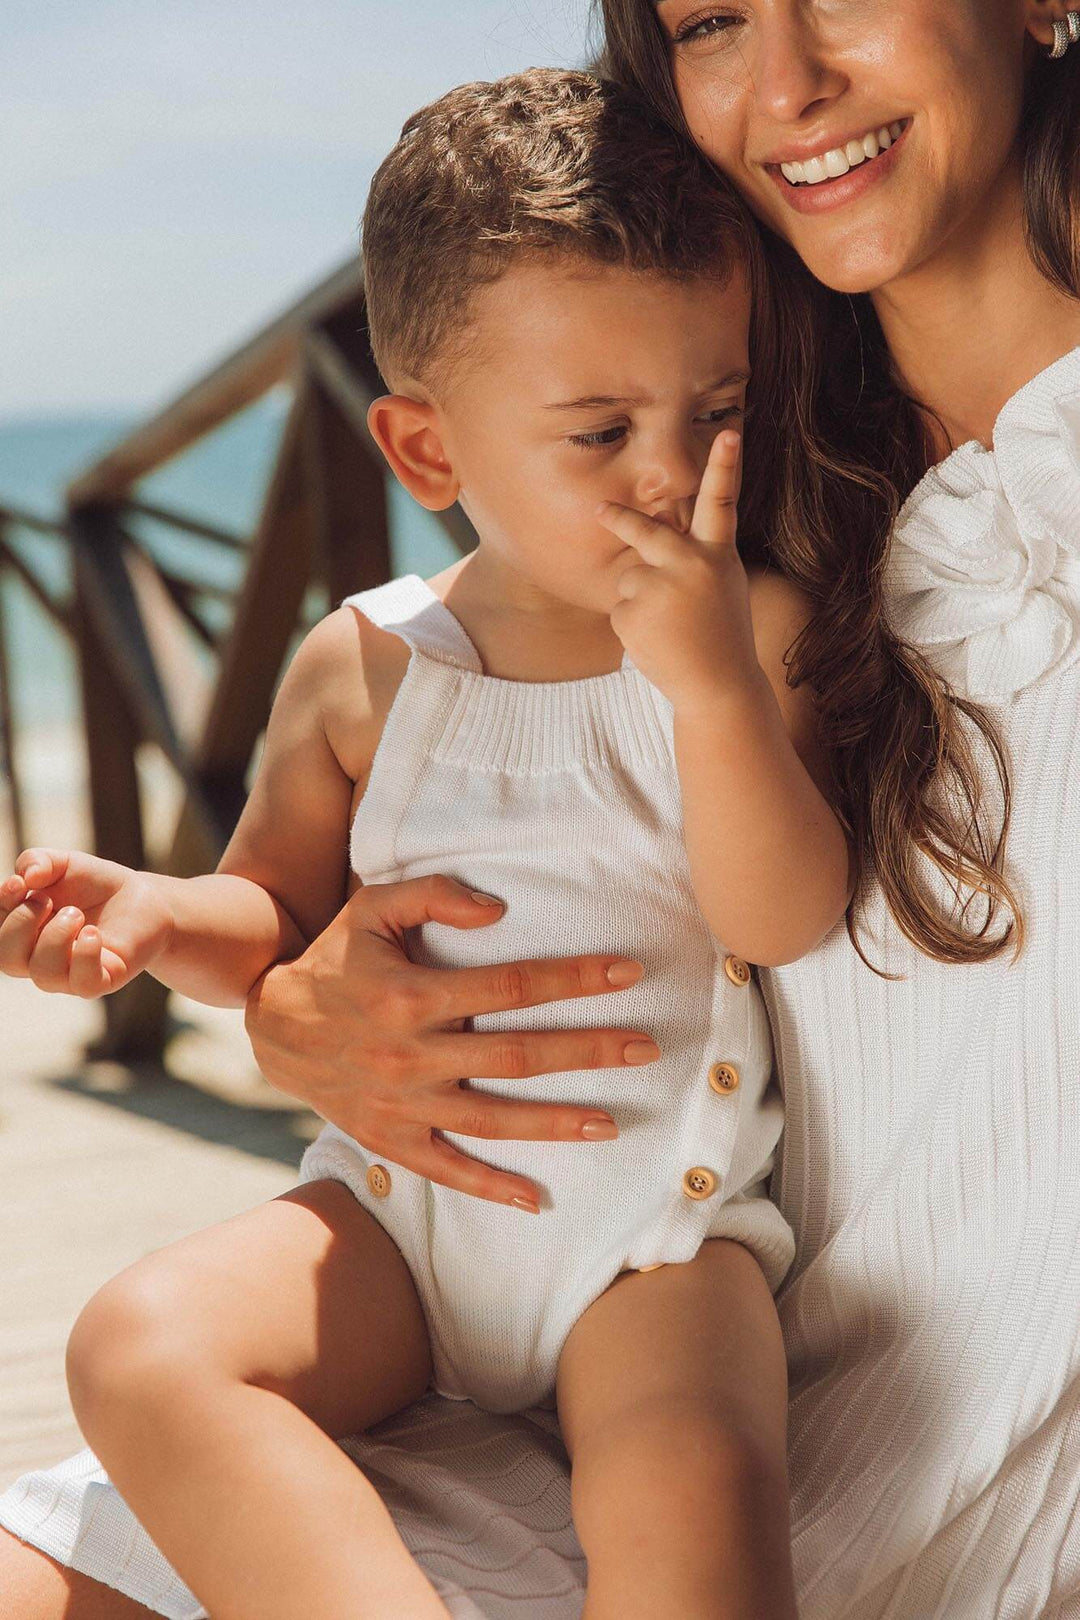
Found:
[5,6,1080,1618]
[598,1,1080,1617]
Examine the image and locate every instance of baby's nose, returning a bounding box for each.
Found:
[635,442,701,513]
[648,497,694,534]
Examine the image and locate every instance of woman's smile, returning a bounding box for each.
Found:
[765,116,912,215]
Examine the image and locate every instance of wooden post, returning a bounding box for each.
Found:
[303,358,391,606]
[0,552,27,863]
[72,537,170,1061]
[70,506,226,850]
[166,377,319,881]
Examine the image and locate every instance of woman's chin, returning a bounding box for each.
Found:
[773,219,917,298]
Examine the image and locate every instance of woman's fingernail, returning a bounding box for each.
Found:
[58,908,81,925]
[623,1039,660,1065]
[607,960,643,987]
[511,1196,540,1214]
[471,890,504,907]
[581,1118,618,1139]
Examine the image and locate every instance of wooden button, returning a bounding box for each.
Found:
[708,1061,741,1096]
[366,1164,391,1199]
[637,1263,666,1273]
[682,1166,717,1200]
[723,954,751,987]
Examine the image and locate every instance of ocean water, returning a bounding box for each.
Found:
[0,395,462,728]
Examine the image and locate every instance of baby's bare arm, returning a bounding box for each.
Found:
[146,605,386,1005]
[213,607,377,948]
[556,1241,797,1620]
[0,850,303,1007]
[0,609,372,1008]
[146,606,375,1005]
[673,570,852,967]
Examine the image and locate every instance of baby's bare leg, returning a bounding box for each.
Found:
[556,1239,797,1620]
[0,1531,162,1619]
[64,1179,450,1620]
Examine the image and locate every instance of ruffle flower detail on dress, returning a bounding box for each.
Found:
[885,346,1080,704]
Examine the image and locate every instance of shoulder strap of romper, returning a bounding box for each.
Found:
[340,574,483,673]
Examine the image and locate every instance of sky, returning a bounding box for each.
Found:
[3,0,596,420]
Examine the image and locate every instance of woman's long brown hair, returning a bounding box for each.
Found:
[596,3,1080,971]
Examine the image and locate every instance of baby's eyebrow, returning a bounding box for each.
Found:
[542,371,750,412]
[543,394,646,412]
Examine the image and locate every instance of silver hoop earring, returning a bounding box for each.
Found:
[1049,10,1080,56]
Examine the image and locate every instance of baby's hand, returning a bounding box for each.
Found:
[597,430,761,713]
[0,849,174,998]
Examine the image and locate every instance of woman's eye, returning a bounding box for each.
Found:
[569,426,627,450]
[698,405,743,426]
[671,10,742,46]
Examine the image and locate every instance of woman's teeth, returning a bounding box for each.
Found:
[780,122,906,186]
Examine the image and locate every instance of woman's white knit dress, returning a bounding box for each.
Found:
[3,346,1080,1619]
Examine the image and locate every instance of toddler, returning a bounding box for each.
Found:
[0,70,851,1620]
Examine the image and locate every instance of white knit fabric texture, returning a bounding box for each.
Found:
[769,343,1080,1618]
[4,345,1080,1616]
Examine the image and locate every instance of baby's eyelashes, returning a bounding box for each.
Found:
[569,425,627,451]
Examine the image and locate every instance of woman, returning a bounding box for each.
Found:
[3,3,1080,1615]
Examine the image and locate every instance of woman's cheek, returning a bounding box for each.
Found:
[674,66,745,177]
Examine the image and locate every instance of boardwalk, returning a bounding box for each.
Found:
[0,929,318,1489]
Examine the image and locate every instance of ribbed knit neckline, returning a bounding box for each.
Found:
[431,669,672,774]
[885,344,1080,704]
[354,573,672,775]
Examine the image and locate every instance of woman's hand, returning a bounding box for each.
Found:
[598,430,764,711]
[0,848,175,998]
[245,875,659,1213]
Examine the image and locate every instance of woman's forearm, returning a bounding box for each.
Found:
[146,873,308,1008]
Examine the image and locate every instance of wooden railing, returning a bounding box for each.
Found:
[0,257,473,1062]
[0,505,76,858]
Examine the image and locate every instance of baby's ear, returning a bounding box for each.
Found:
[366,394,459,511]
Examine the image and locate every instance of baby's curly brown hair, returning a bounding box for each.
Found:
[361,66,757,389]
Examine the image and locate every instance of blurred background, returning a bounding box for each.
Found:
[2,0,593,1486]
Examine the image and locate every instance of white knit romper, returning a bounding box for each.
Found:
[298,574,795,1413]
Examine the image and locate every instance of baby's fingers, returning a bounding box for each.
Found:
[691,430,741,548]
[12,847,73,895]
[24,905,89,992]
[0,892,54,977]
[0,873,27,913]
[68,926,123,998]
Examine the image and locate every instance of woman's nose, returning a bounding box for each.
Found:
[754,4,848,125]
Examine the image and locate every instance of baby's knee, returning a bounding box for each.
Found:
[66,1264,210,1433]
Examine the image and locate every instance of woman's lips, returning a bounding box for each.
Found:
[764,121,910,216]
